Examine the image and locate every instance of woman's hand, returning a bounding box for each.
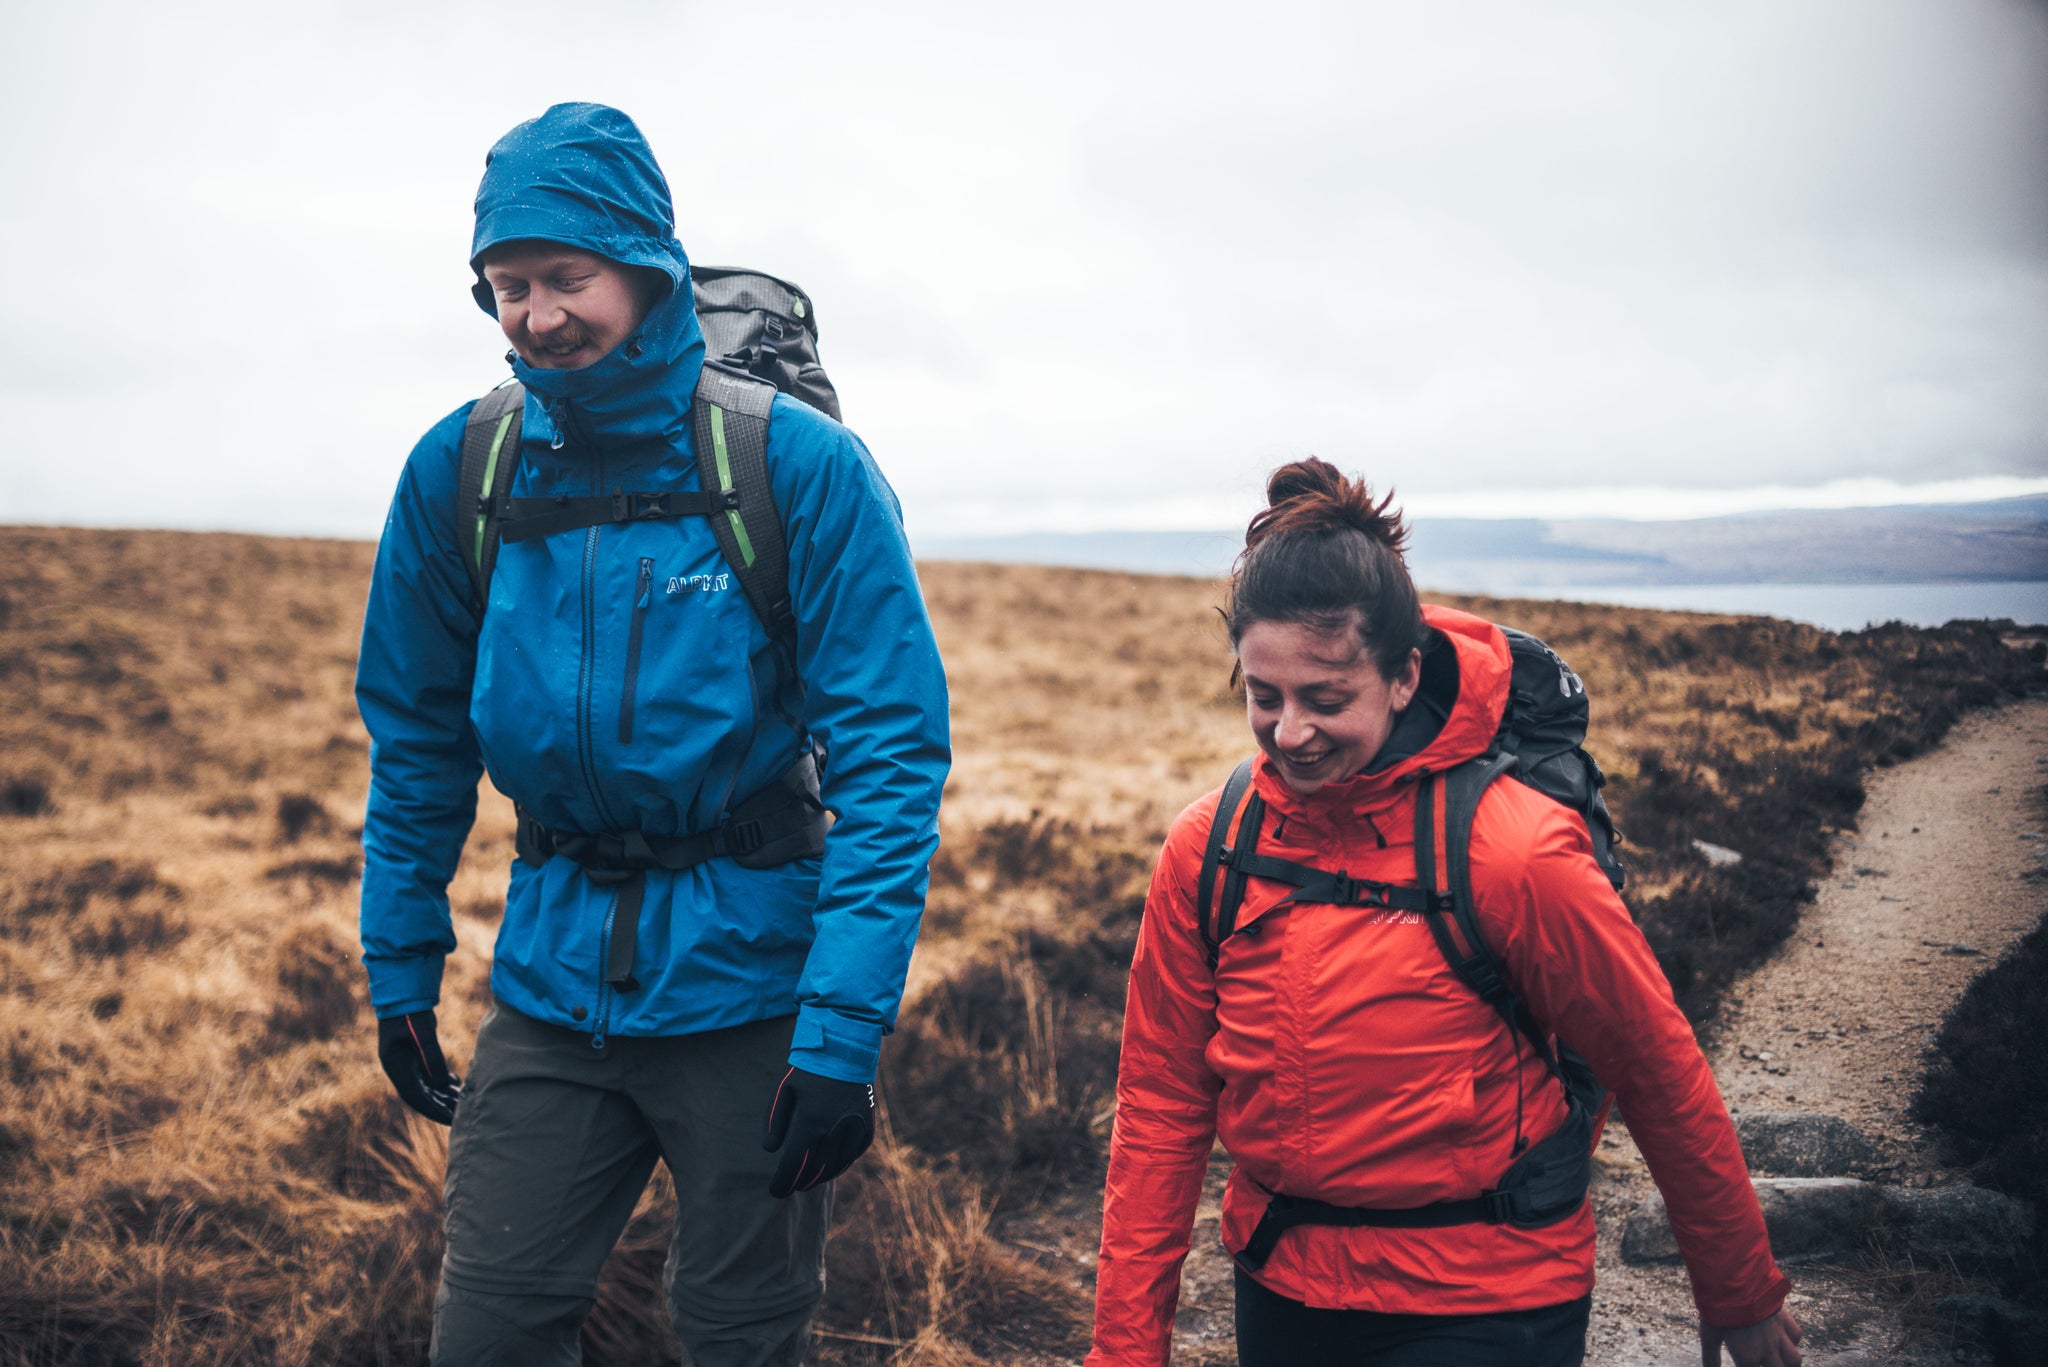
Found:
[1700,1307,1802,1366]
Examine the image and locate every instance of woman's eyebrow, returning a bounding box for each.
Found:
[1241,673,1353,694]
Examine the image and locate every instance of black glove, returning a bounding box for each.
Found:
[762,1065,875,1197]
[377,1009,462,1125]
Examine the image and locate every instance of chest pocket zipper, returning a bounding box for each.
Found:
[618,557,654,743]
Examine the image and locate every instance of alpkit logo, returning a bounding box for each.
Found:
[667,573,731,597]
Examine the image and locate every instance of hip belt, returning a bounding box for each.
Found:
[513,754,830,992]
[1234,1096,1594,1272]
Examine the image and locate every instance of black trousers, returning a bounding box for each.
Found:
[1234,1266,1590,1367]
[432,1007,828,1367]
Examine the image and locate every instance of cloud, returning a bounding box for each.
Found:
[0,0,2042,538]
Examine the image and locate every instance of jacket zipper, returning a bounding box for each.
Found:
[539,397,625,1054]
[574,525,620,829]
[559,398,620,832]
[618,557,654,743]
[591,892,616,1052]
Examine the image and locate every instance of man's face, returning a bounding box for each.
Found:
[479,243,654,370]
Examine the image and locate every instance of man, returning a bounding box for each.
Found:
[355,103,950,1365]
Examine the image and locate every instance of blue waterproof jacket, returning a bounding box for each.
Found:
[355,104,950,1083]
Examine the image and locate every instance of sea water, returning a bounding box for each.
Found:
[1461,581,2048,633]
[912,533,2045,632]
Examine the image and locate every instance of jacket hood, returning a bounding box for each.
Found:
[471,102,690,314]
[1251,603,1510,812]
[470,102,704,451]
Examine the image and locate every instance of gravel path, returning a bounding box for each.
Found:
[1584,696,2048,1366]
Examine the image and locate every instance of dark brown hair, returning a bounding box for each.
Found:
[1225,457,1425,679]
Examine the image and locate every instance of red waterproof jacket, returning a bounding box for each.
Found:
[1087,606,1787,1365]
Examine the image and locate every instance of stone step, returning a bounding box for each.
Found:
[1621,1177,2034,1267]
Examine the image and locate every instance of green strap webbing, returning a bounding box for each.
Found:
[689,362,793,656]
[708,404,758,568]
[474,410,517,566]
[456,381,527,612]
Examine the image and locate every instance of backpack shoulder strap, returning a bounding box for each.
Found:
[1196,759,1259,970]
[1416,755,1561,1064]
[457,381,526,612]
[690,363,794,655]
[1420,756,1609,1124]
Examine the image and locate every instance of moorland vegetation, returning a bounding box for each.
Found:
[0,526,2040,1365]
[1913,808,2048,1359]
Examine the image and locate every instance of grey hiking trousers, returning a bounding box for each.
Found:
[430,1005,831,1366]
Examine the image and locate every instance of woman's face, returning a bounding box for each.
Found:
[1237,619,1422,795]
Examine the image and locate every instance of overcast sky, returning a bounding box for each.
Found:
[2,0,2044,541]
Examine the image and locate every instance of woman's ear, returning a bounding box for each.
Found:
[1388,648,1423,713]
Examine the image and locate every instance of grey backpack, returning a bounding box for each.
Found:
[691,266,841,421]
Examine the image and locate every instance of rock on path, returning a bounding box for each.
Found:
[1585,697,2048,1366]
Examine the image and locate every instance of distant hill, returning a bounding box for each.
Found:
[914,496,2048,589]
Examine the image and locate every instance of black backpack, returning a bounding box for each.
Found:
[454,266,839,649]
[1202,625,1627,1269]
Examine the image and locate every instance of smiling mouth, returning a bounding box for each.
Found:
[524,326,593,360]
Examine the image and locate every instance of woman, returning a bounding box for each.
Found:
[1087,460,1802,1366]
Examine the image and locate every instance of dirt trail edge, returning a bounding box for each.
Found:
[1585,696,2048,1366]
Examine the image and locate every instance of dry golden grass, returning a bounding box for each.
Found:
[0,526,2038,1364]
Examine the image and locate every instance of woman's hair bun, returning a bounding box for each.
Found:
[1253,457,1410,554]
[1265,458,1345,509]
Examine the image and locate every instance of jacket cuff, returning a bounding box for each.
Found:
[1694,1270,1791,1329]
[366,955,445,1020]
[788,1008,881,1083]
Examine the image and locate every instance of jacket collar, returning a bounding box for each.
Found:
[511,282,705,458]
